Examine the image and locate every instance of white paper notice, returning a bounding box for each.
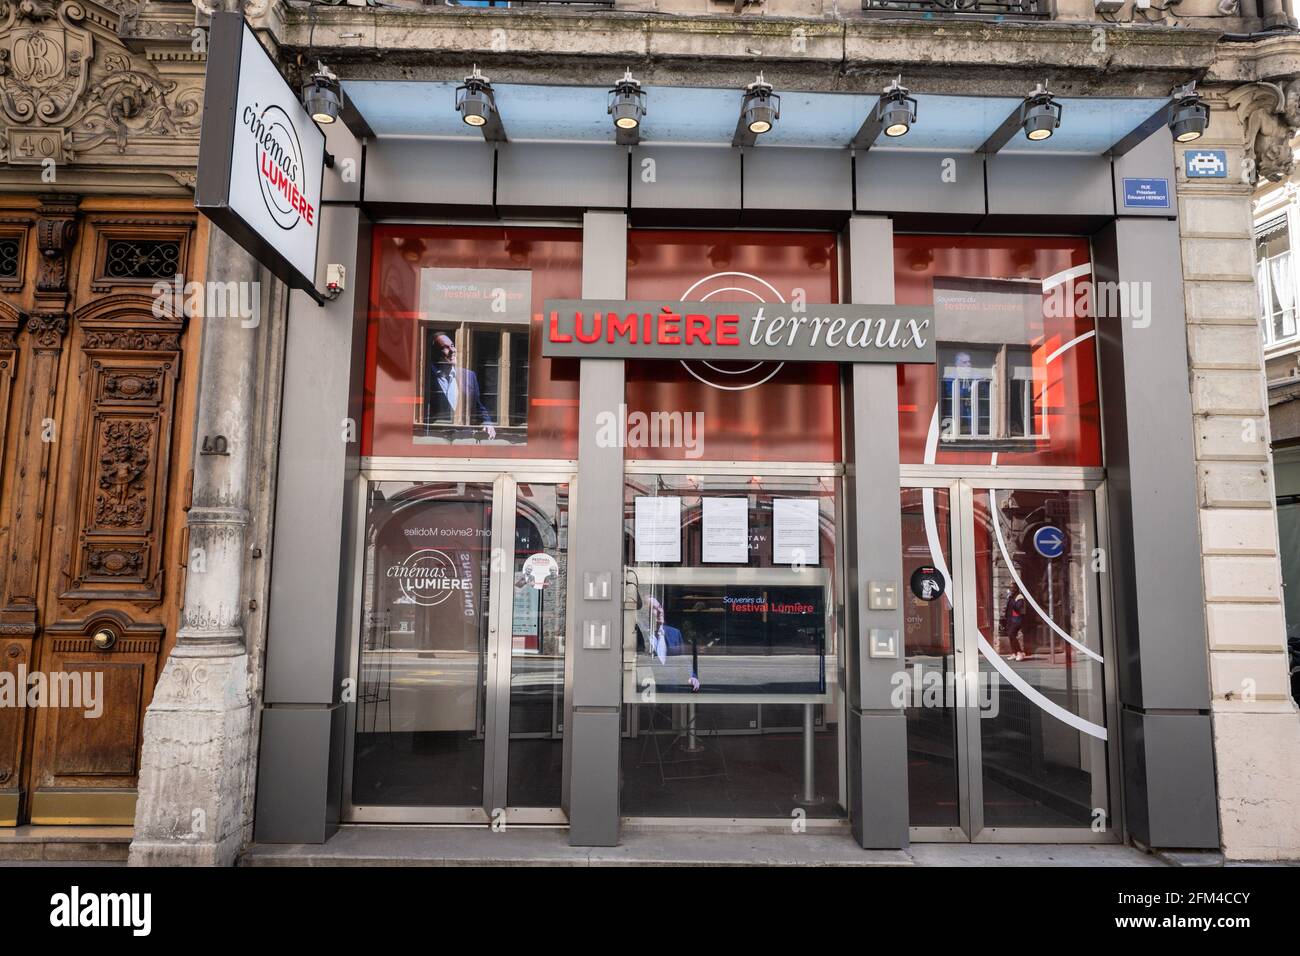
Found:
[773,498,820,566]
[634,496,682,563]
[702,497,748,563]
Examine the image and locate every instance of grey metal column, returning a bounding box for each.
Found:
[564,210,627,847]
[1093,219,1220,848]
[254,202,371,844]
[842,216,910,849]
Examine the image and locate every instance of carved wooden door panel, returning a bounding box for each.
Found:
[0,197,199,827]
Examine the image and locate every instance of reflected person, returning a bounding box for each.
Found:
[643,595,699,692]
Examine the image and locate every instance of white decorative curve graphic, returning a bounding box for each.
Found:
[987,489,1103,663]
[975,632,1107,740]
[919,260,1108,740]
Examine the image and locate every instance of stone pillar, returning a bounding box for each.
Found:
[130,224,265,866]
[1177,99,1300,860]
[565,210,627,847]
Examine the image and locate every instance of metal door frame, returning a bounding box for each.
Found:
[903,473,1122,844]
[341,462,576,825]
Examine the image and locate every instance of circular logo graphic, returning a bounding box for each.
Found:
[388,549,466,607]
[910,565,946,602]
[678,272,785,391]
[249,102,306,231]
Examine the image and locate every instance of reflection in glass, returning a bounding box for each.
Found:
[973,488,1108,829]
[353,482,493,808]
[900,487,961,828]
[506,483,568,807]
[620,474,844,819]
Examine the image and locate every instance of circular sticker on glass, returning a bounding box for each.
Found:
[910,565,945,602]
[522,552,558,590]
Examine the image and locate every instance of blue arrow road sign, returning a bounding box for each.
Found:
[1033,525,1066,559]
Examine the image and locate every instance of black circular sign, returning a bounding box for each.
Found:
[910,565,945,602]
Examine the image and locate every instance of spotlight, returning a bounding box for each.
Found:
[741,73,780,136]
[456,65,496,129]
[879,77,917,138]
[302,63,341,126]
[1020,81,1062,142]
[1169,82,1208,143]
[608,69,646,133]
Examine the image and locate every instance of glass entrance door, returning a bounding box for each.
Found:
[901,479,1117,841]
[345,475,570,824]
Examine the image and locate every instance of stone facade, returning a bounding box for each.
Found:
[1177,102,1300,859]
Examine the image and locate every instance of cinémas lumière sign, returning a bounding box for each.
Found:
[195,13,325,298]
[541,300,936,363]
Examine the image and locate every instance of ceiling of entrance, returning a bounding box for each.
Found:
[342,80,1171,155]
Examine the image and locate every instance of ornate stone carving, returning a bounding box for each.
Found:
[1226,81,1300,185]
[95,418,150,527]
[0,1,203,167]
[0,0,92,126]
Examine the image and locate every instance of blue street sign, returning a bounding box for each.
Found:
[1033,525,1066,559]
[1122,178,1170,209]
[1184,149,1228,179]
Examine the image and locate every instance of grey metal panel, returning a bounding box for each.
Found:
[847,711,910,848]
[986,154,1114,217]
[496,143,626,213]
[565,211,627,846]
[743,147,852,212]
[856,150,985,216]
[253,704,346,844]
[1123,711,1220,848]
[842,216,910,850]
[265,205,370,705]
[630,146,741,211]
[1112,128,1177,219]
[1094,219,1210,712]
[322,118,362,204]
[362,139,494,209]
[567,709,621,846]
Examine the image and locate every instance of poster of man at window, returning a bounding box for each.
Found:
[417,268,532,444]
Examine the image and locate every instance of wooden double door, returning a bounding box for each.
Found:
[0,195,201,826]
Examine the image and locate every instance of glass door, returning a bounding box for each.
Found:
[901,479,1117,841]
[346,474,570,824]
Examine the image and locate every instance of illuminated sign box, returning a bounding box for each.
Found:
[195,13,326,299]
[542,299,936,364]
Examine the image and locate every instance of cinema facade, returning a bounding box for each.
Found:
[127,3,1300,864]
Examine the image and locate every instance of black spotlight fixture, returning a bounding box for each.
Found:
[1168,82,1209,143]
[456,65,507,141]
[302,62,341,126]
[979,79,1062,154]
[1020,81,1062,142]
[1106,80,1209,157]
[733,73,780,147]
[851,76,918,151]
[608,69,646,145]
